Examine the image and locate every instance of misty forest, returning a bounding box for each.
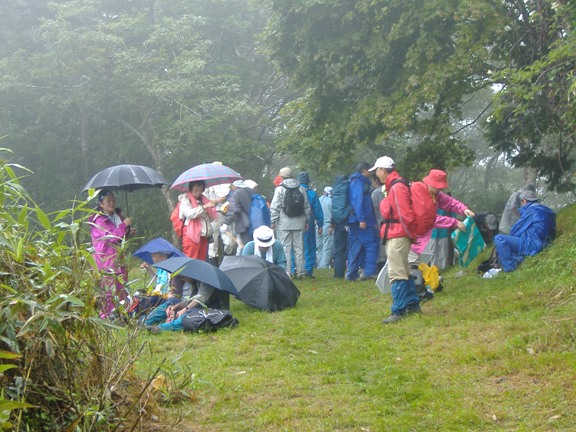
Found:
[1,0,575,430]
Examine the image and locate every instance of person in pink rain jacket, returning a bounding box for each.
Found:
[89,189,135,318]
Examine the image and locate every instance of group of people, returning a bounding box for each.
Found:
[88,158,557,327]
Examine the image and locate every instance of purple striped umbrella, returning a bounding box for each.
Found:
[170,163,242,191]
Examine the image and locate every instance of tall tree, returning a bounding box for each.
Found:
[0,0,289,237]
[262,0,576,190]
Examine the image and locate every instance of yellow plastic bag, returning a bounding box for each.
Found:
[418,263,440,292]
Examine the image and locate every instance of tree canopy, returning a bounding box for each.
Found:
[263,0,576,189]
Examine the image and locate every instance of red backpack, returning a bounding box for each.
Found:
[382,179,437,241]
[409,181,437,236]
[170,202,184,240]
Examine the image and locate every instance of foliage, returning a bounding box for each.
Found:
[0,151,167,430]
[262,0,576,191]
[0,0,291,238]
[137,203,576,430]
[487,0,576,193]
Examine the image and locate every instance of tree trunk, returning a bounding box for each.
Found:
[523,167,538,188]
[119,118,178,242]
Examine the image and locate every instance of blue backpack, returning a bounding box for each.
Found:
[331,174,352,224]
[249,193,271,236]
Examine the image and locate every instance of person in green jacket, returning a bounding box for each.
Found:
[242,225,287,270]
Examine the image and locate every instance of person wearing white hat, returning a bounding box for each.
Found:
[241,225,287,269]
[243,179,258,190]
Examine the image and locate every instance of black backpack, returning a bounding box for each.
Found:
[282,185,305,217]
[180,308,239,333]
[476,246,501,273]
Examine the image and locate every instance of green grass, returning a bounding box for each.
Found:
[135,205,576,431]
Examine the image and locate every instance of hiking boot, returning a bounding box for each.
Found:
[382,314,404,324]
[406,306,422,315]
[304,273,316,279]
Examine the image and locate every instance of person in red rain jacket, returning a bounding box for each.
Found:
[371,156,421,324]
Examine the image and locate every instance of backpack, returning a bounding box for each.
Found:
[331,175,352,224]
[476,246,501,273]
[170,201,185,241]
[382,179,436,242]
[249,193,271,236]
[282,185,305,217]
[180,307,239,333]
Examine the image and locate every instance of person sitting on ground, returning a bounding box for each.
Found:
[129,252,173,317]
[494,189,556,272]
[141,276,193,325]
[146,280,221,332]
[241,225,287,270]
[499,184,536,234]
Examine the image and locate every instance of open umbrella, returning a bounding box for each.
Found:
[83,164,169,214]
[132,237,185,265]
[153,256,238,296]
[171,163,242,191]
[220,255,300,311]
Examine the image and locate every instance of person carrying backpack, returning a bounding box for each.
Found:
[223,180,254,250]
[372,157,421,324]
[270,167,311,279]
[346,162,380,282]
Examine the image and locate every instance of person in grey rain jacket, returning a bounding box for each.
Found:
[270,167,311,279]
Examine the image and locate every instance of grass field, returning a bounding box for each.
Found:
[135,205,576,431]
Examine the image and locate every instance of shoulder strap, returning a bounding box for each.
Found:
[381,178,410,245]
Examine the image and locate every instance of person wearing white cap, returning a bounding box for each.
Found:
[317,186,334,269]
[371,156,421,324]
[241,225,287,270]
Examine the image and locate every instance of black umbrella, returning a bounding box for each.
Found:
[220,255,300,311]
[153,256,238,296]
[83,164,169,214]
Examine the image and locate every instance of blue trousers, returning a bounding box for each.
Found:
[391,278,420,316]
[333,223,348,278]
[143,297,181,325]
[317,222,334,269]
[494,234,522,272]
[346,223,379,280]
[303,223,317,274]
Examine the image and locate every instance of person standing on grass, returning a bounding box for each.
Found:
[317,186,334,269]
[346,162,380,281]
[179,180,218,260]
[297,171,323,277]
[89,189,135,319]
[270,167,311,279]
[371,157,420,324]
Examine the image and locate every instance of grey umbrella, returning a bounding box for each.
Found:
[83,164,169,214]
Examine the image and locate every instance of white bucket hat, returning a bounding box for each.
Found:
[253,225,275,248]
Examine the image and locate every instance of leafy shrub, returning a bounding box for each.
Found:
[0,150,160,430]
